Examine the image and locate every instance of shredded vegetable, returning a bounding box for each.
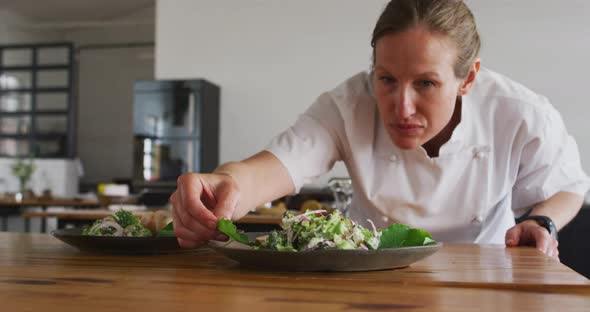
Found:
[218,209,436,251]
[83,210,152,237]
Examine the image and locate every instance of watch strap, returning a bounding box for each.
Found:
[519,215,558,240]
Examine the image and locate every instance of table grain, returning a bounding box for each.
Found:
[0,232,588,312]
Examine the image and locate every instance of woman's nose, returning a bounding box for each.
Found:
[394,88,416,119]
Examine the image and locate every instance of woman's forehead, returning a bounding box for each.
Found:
[374,26,458,75]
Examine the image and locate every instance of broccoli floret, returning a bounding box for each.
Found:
[113,209,138,228]
[267,231,289,250]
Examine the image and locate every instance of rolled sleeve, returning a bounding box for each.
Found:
[265,93,344,192]
[512,106,590,214]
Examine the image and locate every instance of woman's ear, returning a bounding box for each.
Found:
[458,59,481,96]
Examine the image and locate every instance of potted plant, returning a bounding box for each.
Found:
[11,158,35,200]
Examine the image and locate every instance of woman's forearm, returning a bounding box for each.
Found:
[213,151,295,220]
[530,191,584,230]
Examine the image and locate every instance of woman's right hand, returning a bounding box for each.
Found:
[169,172,239,248]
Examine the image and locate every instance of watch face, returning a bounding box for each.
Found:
[526,216,557,239]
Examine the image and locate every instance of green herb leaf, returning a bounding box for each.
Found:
[113,209,139,228]
[217,218,251,245]
[378,223,411,249]
[157,222,175,237]
[378,223,436,249]
[404,228,434,246]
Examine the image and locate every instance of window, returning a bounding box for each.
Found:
[0,43,75,158]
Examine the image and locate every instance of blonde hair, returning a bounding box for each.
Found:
[371,0,480,78]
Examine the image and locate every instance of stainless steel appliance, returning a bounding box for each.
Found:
[132,79,219,199]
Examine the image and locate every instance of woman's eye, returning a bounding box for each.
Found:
[416,80,435,88]
[378,76,394,84]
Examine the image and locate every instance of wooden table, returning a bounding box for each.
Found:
[0,232,588,311]
[0,198,100,232]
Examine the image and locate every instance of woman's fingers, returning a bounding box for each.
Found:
[213,179,239,220]
[533,229,550,254]
[172,205,216,241]
[179,174,219,230]
[170,173,240,249]
[171,198,218,244]
[504,226,521,246]
[505,221,560,260]
[546,238,560,261]
[173,194,203,232]
[532,228,560,260]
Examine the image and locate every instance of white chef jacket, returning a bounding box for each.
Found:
[265,67,590,244]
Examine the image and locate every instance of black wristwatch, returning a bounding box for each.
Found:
[518,215,558,240]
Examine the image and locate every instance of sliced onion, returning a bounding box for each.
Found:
[367,219,377,232]
[96,221,123,236]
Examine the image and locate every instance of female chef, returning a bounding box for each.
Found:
[169,0,590,259]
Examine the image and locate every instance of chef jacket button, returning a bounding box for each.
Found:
[389,155,398,162]
[474,151,485,159]
[472,215,483,223]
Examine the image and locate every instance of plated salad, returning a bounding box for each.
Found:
[217,209,436,251]
[83,209,172,237]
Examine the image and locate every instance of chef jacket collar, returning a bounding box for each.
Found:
[373,93,472,160]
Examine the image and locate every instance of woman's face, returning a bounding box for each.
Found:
[373,25,473,151]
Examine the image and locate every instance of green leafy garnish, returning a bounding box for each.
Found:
[217,217,252,245]
[378,223,436,249]
[241,210,382,252]
[157,222,175,237]
[113,209,138,228]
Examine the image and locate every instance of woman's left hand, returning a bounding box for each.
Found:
[505,220,559,260]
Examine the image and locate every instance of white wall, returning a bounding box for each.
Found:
[63,6,155,185]
[74,46,154,184]
[158,0,590,182]
[465,0,590,173]
[156,0,389,182]
[0,158,79,196]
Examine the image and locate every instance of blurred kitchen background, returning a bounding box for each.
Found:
[0,0,589,276]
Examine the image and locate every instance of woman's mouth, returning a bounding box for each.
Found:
[393,123,424,136]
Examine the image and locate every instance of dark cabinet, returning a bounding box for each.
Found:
[132,79,220,187]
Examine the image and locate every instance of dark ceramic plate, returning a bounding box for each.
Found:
[52,228,198,254]
[209,232,442,272]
